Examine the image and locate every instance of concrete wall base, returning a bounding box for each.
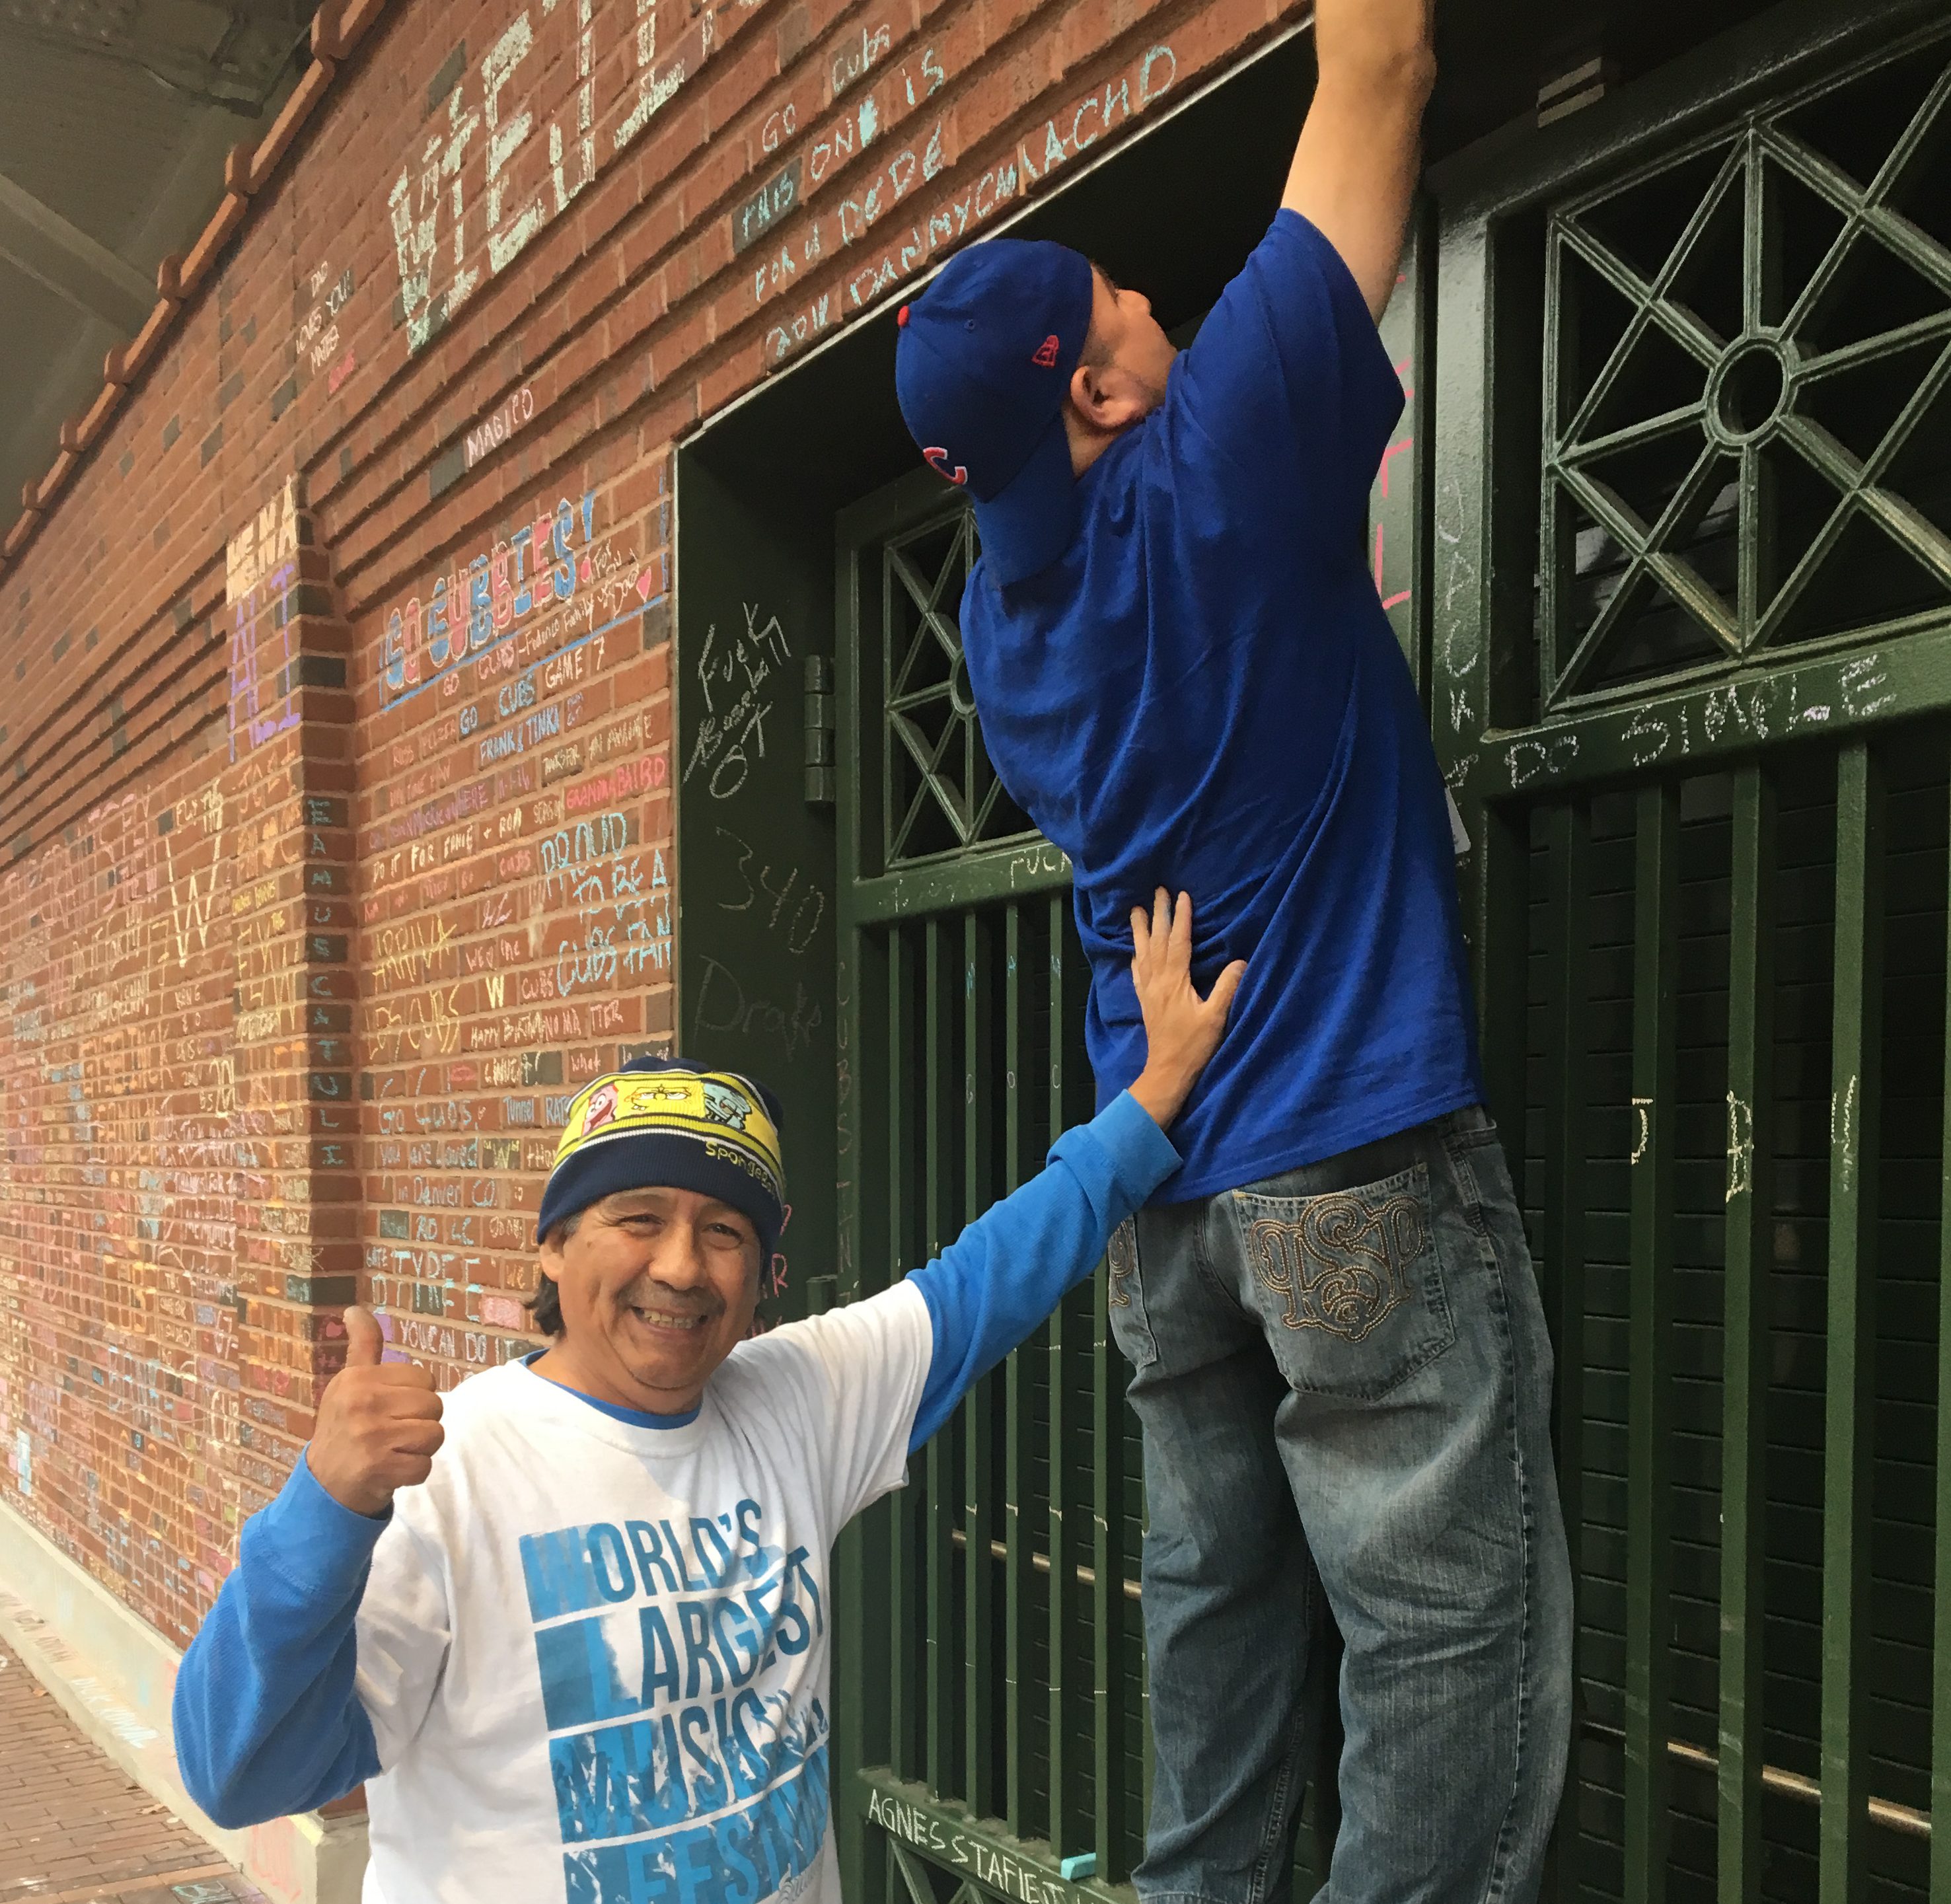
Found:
[0,1497,368,1904]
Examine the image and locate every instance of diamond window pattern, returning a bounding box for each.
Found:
[1540,32,1951,708]
[881,508,1034,869]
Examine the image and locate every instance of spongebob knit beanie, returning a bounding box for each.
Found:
[534,1055,786,1288]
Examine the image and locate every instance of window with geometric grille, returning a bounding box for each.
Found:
[1540,30,1951,710]
[880,507,1034,869]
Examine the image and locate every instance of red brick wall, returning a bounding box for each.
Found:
[0,0,1300,1645]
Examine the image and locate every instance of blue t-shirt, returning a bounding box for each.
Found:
[960,210,1483,1202]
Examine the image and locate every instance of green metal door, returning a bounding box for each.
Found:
[1433,3,1950,1899]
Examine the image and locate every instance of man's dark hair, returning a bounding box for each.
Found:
[527,1208,585,1337]
[1079,260,1117,371]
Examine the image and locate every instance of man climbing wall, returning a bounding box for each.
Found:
[893,2,1574,1898]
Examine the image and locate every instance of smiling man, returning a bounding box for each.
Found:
[171,893,1241,1904]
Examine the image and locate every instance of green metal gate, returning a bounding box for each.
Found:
[1434,4,1951,1899]
[819,8,1951,1904]
[830,474,1159,1904]
[827,470,1342,1904]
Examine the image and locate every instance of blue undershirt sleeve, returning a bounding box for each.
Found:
[906,1091,1180,1449]
[171,1455,385,1829]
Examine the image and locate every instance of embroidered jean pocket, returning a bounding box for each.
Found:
[1225,1163,1455,1401]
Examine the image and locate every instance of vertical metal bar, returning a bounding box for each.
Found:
[1720,766,1775,1904]
[1477,802,1535,1201]
[1934,767,1951,1904]
[1094,1218,1128,1872]
[832,919,885,1893]
[1542,807,1590,1555]
[1092,901,1139,1896]
[1539,802,1588,1896]
[887,926,916,1784]
[1624,782,1679,1904]
[925,918,954,1798]
[1047,895,1072,1856]
[1822,743,1882,1904]
[1739,124,1769,643]
[835,516,869,1904]
[1003,904,1031,1836]
[1429,202,1491,826]
[1737,444,1763,641]
[965,910,995,1817]
[1539,235,1566,699]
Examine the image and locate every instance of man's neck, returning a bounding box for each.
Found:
[530,1342,703,1418]
[1064,411,1122,478]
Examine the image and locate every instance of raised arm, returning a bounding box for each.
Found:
[906,893,1244,1447]
[1283,0,1436,319]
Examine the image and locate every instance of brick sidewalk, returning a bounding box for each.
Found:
[0,1638,262,1904]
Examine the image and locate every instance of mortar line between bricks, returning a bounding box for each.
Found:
[22,1862,239,1904]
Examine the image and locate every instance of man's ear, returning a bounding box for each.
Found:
[1068,360,1104,427]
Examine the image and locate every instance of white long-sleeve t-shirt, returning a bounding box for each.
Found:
[172,1093,1181,1904]
[358,1288,930,1904]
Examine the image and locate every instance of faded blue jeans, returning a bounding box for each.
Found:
[1106,1107,1572,1904]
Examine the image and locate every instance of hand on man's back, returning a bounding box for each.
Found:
[1127,889,1247,1131]
[307,1305,445,1518]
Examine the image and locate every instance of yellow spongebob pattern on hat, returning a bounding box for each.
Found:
[547,1068,785,1200]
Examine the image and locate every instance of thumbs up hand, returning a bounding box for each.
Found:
[307,1306,445,1518]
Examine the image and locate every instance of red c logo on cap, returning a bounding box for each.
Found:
[1031,334,1060,368]
[924,447,969,486]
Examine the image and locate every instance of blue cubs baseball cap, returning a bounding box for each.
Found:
[894,239,1097,586]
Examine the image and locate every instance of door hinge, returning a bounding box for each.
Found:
[803,655,835,805]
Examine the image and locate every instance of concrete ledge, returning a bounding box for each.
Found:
[0,1496,368,1904]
